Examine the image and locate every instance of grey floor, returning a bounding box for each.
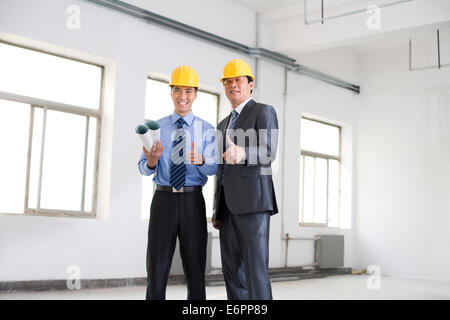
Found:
[1,275,450,300]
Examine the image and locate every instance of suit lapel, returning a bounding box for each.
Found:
[219,113,231,136]
[233,99,256,130]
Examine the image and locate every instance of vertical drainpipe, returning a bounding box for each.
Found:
[281,66,288,268]
[254,12,260,101]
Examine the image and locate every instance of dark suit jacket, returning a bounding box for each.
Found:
[214,99,279,218]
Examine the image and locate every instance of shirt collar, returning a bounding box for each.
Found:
[232,98,252,115]
[171,111,194,127]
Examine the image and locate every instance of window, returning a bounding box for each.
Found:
[300,117,341,227]
[141,78,219,220]
[0,41,103,217]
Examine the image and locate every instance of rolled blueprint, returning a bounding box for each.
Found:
[145,120,161,143]
[136,124,153,152]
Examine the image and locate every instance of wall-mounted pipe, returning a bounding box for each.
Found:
[409,29,450,71]
[304,0,413,25]
[83,0,360,94]
[282,234,321,268]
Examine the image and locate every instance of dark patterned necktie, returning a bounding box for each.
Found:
[220,110,239,184]
[170,118,186,190]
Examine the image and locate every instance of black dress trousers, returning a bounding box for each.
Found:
[146,189,207,300]
[218,189,272,300]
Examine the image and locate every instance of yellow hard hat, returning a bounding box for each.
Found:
[169,66,199,88]
[219,59,255,82]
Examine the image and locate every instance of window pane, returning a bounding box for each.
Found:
[193,91,218,218]
[328,159,339,227]
[39,110,86,210]
[194,91,218,128]
[141,79,169,219]
[0,43,102,109]
[300,118,339,156]
[314,158,327,224]
[302,156,314,223]
[145,79,173,121]
[0,99,29,214]
[140,178,154,220]
[203,178,215,218]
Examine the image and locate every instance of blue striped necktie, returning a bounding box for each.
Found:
[170,118,186,190]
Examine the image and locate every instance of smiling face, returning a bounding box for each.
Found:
[170,86,197,117]
[223,76,254,108]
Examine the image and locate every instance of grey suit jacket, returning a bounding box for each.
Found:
[214,99,279,218]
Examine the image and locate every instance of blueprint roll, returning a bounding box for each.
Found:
[145,120,161,143]
[136,124,153,152]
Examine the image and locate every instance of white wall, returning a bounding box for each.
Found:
[0,0,359,282]
[123,0,257,47]
[354,42,450,281]
[0,0,257,281]
[282,65,358,268]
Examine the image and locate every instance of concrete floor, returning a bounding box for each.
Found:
[1,274,450,300]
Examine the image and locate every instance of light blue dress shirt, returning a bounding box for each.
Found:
[138,111,218,187]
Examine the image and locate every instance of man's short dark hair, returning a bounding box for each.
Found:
[246,76,254,94]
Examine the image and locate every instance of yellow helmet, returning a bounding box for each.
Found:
[219,59,255,82]
[169,66,199,88]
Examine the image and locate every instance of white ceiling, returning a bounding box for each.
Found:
[226,0,300,13]
[226,0,401,14]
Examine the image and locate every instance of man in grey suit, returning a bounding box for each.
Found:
[212,59,279,300]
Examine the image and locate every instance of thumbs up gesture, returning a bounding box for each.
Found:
[187,141,204,165]
[223,136,246,164]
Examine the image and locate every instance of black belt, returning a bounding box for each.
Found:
[156,185,202,193]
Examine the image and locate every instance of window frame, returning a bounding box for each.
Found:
[300,116,342,227]
[0,40,104,218]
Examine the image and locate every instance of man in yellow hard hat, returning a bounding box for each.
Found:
[138,66,218,300]
[212,59,279,300]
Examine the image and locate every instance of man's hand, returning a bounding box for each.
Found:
[212,211,220,230]
[223,136,246,164]
[187,141,204,165]
[143,140,164,169]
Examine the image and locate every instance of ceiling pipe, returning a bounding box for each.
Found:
[304,0,413,25]
[82,0,360,94]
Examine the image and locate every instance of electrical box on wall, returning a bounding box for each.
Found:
[315,235,344,269]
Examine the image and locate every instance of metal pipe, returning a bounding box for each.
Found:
[437,29,441,69]
[281,236,321,241]
[284,233,289,267]
[304,0,413,25]
[282,233,321,268]
[409,29,449,71]
[321,0,324,25]
[304,0,308,25]
[292,64,360,94]
[82,0,360,94]
[409,38,412,71]
[280,66,288,245]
